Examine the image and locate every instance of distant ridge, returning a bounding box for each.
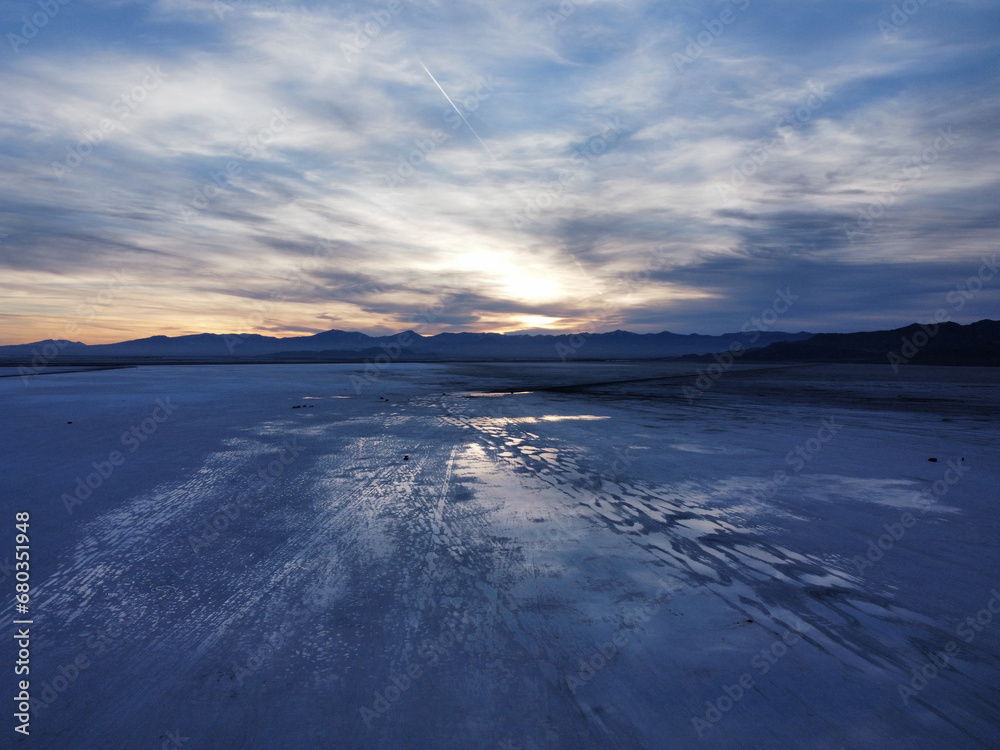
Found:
[0,327,811,365]
[4,321,996,367]
[680,319,1000,367]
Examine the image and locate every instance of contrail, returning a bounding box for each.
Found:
[419,60,497,161]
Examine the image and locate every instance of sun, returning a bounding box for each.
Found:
[503,272,557,303]
[517,315,563,329]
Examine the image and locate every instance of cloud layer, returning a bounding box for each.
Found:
[1,0,997,343]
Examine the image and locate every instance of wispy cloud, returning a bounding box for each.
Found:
[1,0,997,343]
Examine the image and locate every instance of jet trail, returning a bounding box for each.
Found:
[419,60,497,161]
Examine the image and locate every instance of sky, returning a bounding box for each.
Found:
[0,0,998,344]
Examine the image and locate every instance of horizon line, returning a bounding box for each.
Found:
[3,318,997,349]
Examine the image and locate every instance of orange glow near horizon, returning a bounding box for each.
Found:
[0,264,717,346]
[0,313,604,346]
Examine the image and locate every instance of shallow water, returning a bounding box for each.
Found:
[1,362,998,748]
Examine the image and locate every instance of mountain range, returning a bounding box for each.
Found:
[1,320,997,366]
[0,327,812,364]
[681,319,1000,367]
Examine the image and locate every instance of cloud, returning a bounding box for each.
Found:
[0,0,997,343]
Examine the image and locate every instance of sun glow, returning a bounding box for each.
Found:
[517,315,563,329]
[501,271,559,303]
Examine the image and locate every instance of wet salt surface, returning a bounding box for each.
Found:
[1,362,998,749]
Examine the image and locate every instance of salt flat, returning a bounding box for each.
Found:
[1,363,998,749]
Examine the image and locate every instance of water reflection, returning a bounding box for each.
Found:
[466,391,534,397]
[483,415,609,424]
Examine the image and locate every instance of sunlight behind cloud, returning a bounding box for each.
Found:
[0,0,997,344]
